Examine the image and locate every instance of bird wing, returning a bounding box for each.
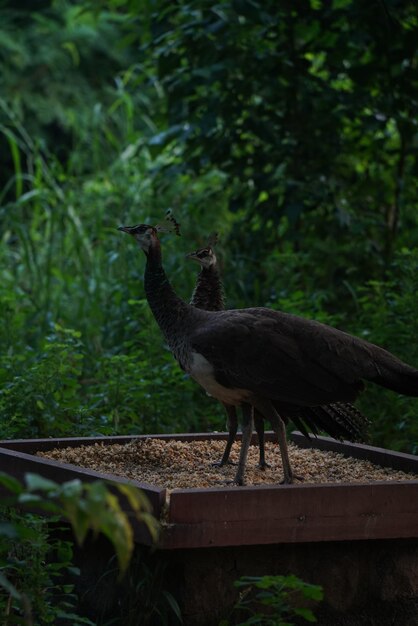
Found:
[189,308,382,406]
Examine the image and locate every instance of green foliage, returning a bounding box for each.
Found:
[141,0,418,307]
[0,2,142,177]
[220,574,323,626]
[116,551,183,625]
[0,508,93,625]
[0,471,159,624]
[0,2,418,622]
[0,324,85,438]
[0,471,159,574]
[353,249,418,453]
[0,0,418,454]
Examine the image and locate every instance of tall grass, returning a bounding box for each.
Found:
[1,111,418,450]
[0,2,417,451]
[0,97,231,439]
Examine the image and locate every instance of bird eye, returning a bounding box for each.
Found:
[134,225,148,234]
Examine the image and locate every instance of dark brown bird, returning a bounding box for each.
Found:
[187,244,369,467]
[119,224,418,485]
[187,243,270,469]
[188,244,225,311]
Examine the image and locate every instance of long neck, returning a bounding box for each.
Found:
[190,264,225,312]
[144,241,192,342]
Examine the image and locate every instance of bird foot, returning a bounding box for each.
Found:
[280,473,304,485]
[212,459,237,468]
[218,477,244,487]
[257,461,271,470]
[232,472,245,486]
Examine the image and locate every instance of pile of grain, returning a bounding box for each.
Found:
[37,438,417,491]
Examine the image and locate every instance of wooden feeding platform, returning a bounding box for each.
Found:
[0,432,417,547]
[1,433,417,625]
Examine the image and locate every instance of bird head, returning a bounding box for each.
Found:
[117,224,157,253]
[186,246,217,268]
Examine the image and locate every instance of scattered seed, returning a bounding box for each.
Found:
[37,439,417,492]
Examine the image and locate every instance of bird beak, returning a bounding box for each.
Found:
[185,252,199,261]
[118,226,133,234]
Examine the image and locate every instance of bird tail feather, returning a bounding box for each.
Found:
[297,402,369,443]
[373,364,418,397]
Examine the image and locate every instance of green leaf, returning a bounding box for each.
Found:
[301,585,324,601]
[115,484,160,541]
[0,572,22,600]
[332,0,352,7]
[162,590,183,622]
[18,493,60,513]
[3,128,22,199]
[25,473,58,492]
[0,472,23,494]
[115,482,152,513]
[294,607,318,622]
[0,522,19,539]
[59,479,84,499]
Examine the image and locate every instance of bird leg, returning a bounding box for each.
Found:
[214,405,269,472]
[212,404,238,467]
[254,411,270,469]
[253,399,302,484]
[274,414,301,484]
[233,403,254,486]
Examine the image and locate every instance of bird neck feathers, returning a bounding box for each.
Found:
[191,264,225,312]
[144,239,193,344]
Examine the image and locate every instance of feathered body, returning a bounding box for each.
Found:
[188,246,269,468]
[187,246,369,447]
[119,224,418,484]
[190,263,225,312]
[184,307,417,406]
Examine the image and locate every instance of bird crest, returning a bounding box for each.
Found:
[207,232,219,248]
[155,209,181,236]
